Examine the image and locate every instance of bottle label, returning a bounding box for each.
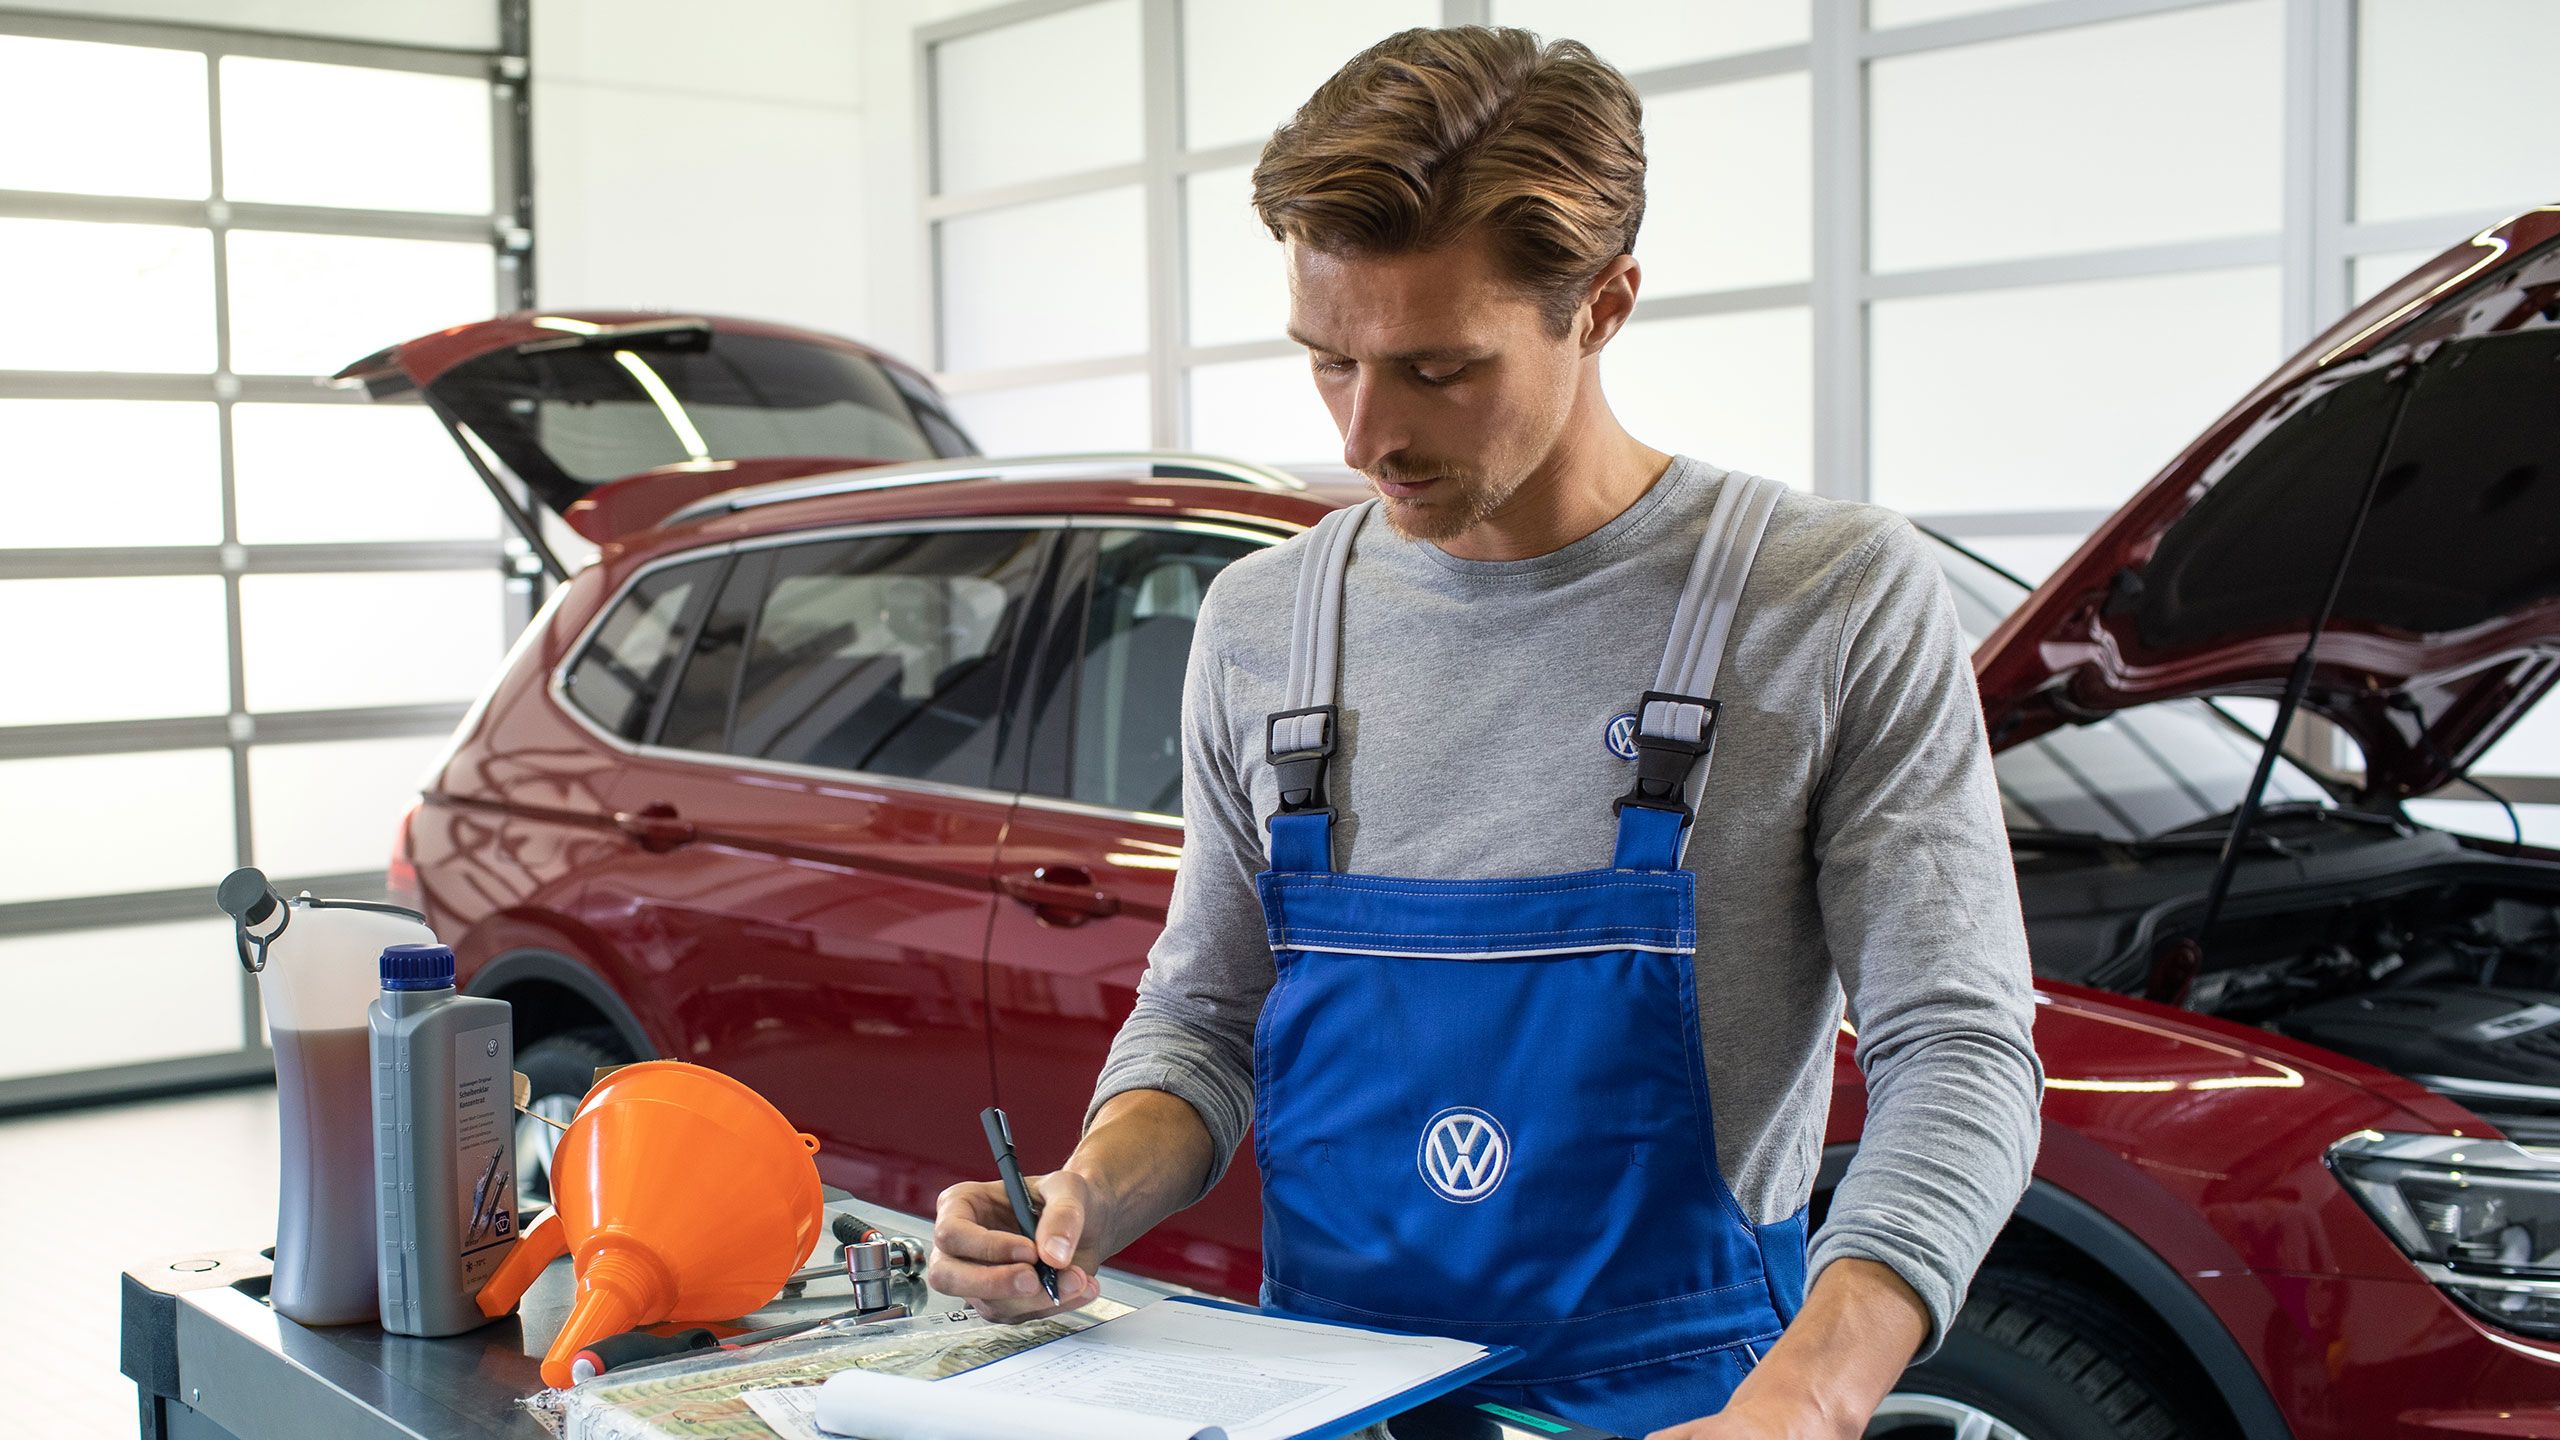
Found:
[454,1021,517,1282]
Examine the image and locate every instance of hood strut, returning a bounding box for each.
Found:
[2154,354,2427,1002]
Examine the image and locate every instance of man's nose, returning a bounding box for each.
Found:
[1337,370,1409,475]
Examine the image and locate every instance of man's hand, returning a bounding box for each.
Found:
[926,1171,1108,1321]
[1641,1382,1854,1440]
[1644,1258,1929,1440]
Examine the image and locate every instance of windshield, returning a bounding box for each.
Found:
[428,330,962,516]
[1927,535,2335,842]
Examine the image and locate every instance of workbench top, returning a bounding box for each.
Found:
[119,1194,1179,1440]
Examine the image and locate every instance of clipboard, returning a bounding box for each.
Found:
[935,1294,1526,1440]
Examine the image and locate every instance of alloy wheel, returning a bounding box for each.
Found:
[1864,1393,2036,1440]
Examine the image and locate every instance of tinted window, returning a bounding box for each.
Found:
[1928,535,2332,840]
[657,551,765,752]
[1064,528,1263,816]
[564,557,720,741]
[429,331,960,517]
[729,529,1045,786]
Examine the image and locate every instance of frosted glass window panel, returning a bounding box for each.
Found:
[1,400,221,547]
[233,404,497,544]
[248,735,446,879]
[1186,166,1290,348]
[1639,72,1812,296]
[1869,2,2282,272]
[2474,683,2560,779]
[2355,0,2560,224]
[0,919,244,1080]
[239,571,504,712]
[1871,267,2281,515]
[2405,800,2560,848]
[1868,0,2016,26]
[933,0,1143,194]
[948,373,1152,455]
[225,231,495,377]
[1491,0,1807,69]
[2351,247,2441,306]
[939,187,1149,371]
[219,57,492,214]
[0,35,208,199]
[1187,356,1341,466]
[0,576,230,726]
[1954,533,2087,587]
[1182,0,1440,151]
[0,220,214,373]
[1601,306,1813,488]
[0,749,235,905]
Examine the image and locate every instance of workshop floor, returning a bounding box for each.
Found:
[0,1084,280,1438]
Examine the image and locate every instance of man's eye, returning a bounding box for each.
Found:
[1311,357,1353,376]
[1415,366,1466,387]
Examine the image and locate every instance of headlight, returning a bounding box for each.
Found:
[2330,1130,2560,1338]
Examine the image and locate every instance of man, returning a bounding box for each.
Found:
[931,27,2042,1439]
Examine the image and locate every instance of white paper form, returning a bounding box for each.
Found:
[784,1370,1222,1440]
[939,1299,1493,1440]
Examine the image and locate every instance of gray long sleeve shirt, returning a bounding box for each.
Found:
[1087,454,2044,1356]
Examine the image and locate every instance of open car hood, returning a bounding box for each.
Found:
[332,312,975,543]
[1976,206,2560,801]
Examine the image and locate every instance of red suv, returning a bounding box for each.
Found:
[363,208,2560,1439]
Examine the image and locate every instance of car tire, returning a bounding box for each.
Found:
[1866,1268,2232,1440]
[513,1027,630,1208]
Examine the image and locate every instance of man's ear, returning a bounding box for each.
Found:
[1579,254,1641,356]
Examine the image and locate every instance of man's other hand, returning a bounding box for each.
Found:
[926,1171,1107,1321]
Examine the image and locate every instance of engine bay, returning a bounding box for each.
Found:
[2021,824,2560,1142]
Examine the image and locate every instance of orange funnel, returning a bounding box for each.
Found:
[475,1061,824,1389]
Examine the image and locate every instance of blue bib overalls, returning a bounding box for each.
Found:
[1250,474,1805,1438]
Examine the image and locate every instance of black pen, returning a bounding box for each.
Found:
[980,1106,1060,1304]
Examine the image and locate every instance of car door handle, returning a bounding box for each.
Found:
[613,803,695,853]
[999,865,1119,925]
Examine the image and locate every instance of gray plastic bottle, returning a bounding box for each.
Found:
[368,943,519,1336]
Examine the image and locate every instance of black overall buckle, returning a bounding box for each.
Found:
[1266,705,1338,817]
[1612,691,1718,822]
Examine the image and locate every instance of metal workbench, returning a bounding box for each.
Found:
[119,1194,1581,1440]
[118,1193,1179,1440]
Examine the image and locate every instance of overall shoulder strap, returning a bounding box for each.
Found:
[1612,471,1785,872]
[1263,499,1374,872]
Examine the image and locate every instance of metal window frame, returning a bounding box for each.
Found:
[0,1,535,1116]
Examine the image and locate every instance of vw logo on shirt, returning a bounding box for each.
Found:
[1605,712,1640,762]
[1418,1107,1511,1203]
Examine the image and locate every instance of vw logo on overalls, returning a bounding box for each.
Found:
[1418,1107,1511,1203]
[1605,712,1640,761]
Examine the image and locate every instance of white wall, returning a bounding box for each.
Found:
[532,0,872,341]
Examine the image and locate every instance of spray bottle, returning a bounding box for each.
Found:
[217,868,434,1327]
[369,943,517,1335]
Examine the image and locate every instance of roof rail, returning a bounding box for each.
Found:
[662,451,1310,528]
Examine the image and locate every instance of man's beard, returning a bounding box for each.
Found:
[1369,466,1519,542]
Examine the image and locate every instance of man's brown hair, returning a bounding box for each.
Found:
[1251,26,1646,338]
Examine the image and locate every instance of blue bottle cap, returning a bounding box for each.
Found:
[380,943,456,991]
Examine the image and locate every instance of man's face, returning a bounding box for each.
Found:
[1285,233,1590,542]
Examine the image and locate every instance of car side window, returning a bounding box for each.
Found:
[1062,528,1265,817]
[656,552,766,753]
[563,556,721,741]
[727,528,1046,788]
